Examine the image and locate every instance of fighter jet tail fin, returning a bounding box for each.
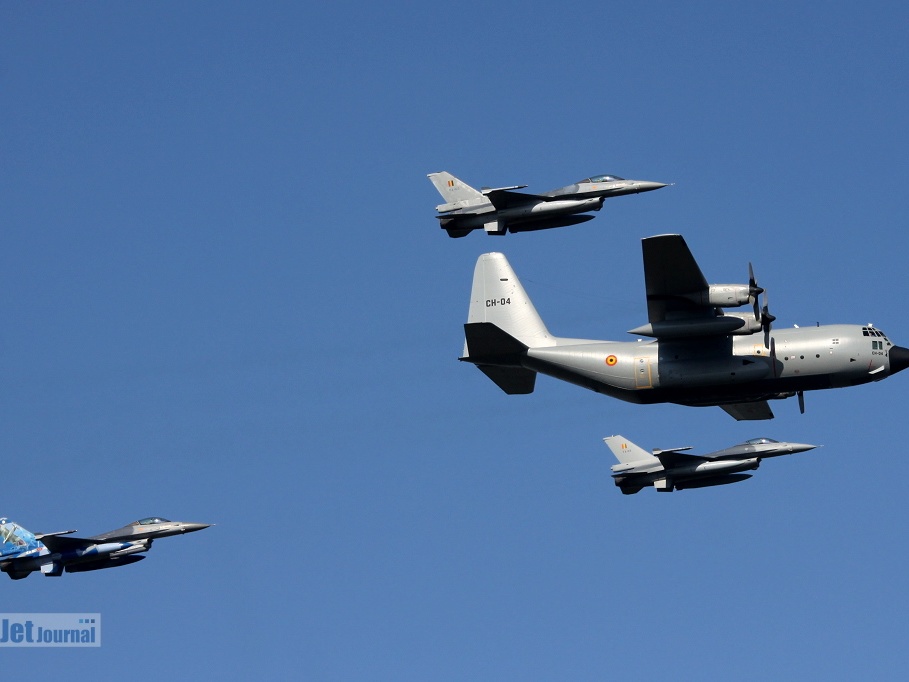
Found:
[428,172,483,204]
[0,519,43,559]
[604,435,654,465]
[464,252,552,350]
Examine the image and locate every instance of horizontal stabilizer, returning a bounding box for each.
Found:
[720,401,774,421]
[462,323,536,394]
[462,322,529,364]
[477,366,536,394]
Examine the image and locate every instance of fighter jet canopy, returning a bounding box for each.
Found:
[578,174,625,183]
[744,437,779,445]
[135,517,170,525]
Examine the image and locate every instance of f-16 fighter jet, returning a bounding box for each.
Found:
[0,517,210,579]
[605,435,818,494]
[460,235,909,419]
[428,171,667,237]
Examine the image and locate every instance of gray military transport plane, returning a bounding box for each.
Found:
[428,171,667,237]
[460,234,909,419]
[605,435,818,494]
[0,517,210,579]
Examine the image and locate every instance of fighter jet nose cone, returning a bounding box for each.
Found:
[890,345,909,374]
[789,443,819,454]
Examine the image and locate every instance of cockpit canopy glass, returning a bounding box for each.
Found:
[744,438,778,445]
[136,517,170,525]
[0,522,20,544]
[579,174,624,183]
[862,326,890,342]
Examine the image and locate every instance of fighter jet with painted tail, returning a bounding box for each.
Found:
[605,435,818,494]
[428,171,667,237]
[0,517,210,580]
[459,235,909,419]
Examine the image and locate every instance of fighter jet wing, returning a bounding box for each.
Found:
[653,450,706,468]
[642,234,711,324]
[483,189,551,210]
[720,401,775,421]
[40,534,99,552]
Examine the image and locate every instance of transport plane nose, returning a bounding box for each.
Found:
[889,346,909,374]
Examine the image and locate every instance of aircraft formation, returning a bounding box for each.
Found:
[1,167,900,582]
[429,170,908,494]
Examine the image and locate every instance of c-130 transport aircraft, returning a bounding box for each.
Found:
[460,234,909,420]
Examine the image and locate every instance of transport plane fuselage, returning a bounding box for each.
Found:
[461,239,909,419]
[515,323,902,406]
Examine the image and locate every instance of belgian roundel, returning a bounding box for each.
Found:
[605,355,618,366]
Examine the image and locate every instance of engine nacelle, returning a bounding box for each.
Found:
[684,284,752,308]
[723,312,763,335]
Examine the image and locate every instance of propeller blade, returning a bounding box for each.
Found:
[748,262,764,297]
[797,390,805,414]
[748,263,763,321]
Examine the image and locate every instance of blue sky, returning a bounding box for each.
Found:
[3,2,909,679]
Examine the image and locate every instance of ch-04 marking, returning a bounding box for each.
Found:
[486,298,511,307]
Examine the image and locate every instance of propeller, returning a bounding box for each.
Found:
[797,391,805,414]
[748,262,764,321]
